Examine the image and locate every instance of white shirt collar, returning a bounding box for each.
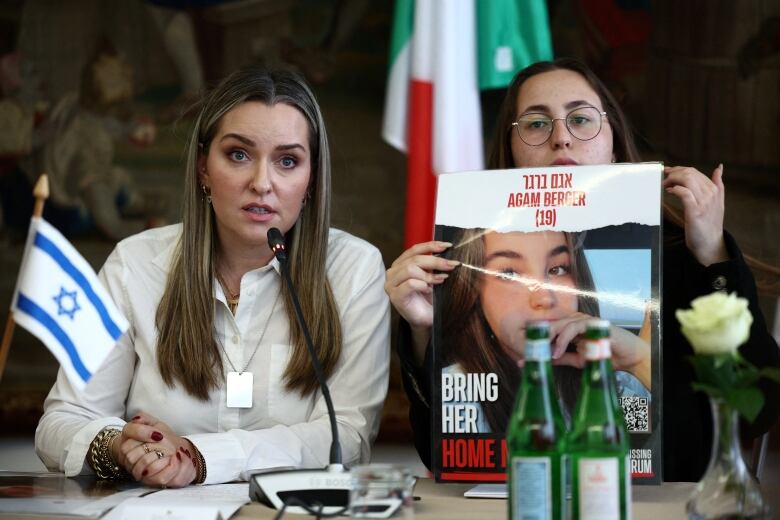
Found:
[149,235,283,277]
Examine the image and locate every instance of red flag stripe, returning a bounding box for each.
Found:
[440,472,507,482]
[404,79,436,249]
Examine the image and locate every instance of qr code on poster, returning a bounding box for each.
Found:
[620,396,649,432]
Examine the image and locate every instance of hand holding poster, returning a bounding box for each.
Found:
[432,163,662,484]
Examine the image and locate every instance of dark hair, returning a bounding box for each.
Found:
[488,58,641,169]
[441,229,600,432]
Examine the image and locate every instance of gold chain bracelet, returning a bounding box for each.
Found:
[192,444,207,484]
[88,428,129,480]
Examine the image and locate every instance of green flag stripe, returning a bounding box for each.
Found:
[477,0,553,90]
[388,0,415,67]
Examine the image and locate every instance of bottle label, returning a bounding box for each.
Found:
[511,456,551,520]
[577,457,619,520]
[625,455,632,519]
[584,339,611,360]
[525,339,551,361]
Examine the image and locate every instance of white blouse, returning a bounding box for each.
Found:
[35,224,391,484]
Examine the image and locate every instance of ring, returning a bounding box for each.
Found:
[142,443,151,454]
[155,451,164,459]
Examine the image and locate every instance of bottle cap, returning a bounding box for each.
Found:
[524,321,551,360]
[525,320,550,338]
[585,319,610,340]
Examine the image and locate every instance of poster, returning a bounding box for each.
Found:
[432,163,662,485]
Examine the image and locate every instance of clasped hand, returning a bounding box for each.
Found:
[110,413,198,488]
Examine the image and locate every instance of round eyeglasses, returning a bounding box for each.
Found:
[511,106,607,146]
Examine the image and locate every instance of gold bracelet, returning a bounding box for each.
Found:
[191,444,207,484]
[88,428,129,480]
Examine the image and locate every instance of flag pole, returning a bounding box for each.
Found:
[0,174,49,383]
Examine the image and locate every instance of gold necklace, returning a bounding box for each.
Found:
[216,271,240,314]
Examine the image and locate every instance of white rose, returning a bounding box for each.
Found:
[676,292,753,355]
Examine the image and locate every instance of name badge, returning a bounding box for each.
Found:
[226,372,253,408]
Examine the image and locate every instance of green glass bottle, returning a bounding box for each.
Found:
[507,321,567,520]
[567,319,631,520]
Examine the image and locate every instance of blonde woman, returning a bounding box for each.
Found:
[36,67,390,487]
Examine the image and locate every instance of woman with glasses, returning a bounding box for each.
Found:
[385,58,780,482]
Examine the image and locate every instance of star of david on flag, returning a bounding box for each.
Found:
[11,217,128,390]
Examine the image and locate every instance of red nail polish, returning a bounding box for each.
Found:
[176,452,181,461]
[151,432,163,442]
[142,470,148,477]
[132,416,141,421]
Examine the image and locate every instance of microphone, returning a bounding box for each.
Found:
[249,228,356,516]
[266,227,288,263]
[266,227,341,465]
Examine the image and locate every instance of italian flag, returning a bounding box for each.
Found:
[383,0,553,248]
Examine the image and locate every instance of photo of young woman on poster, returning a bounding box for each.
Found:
[438,227,651,434]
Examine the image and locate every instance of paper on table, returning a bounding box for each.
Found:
[72,488,156,516]
[463,484,507,499]
[102,483,249,520]
[0,488,151,517]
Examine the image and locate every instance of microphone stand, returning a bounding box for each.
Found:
[249,228,350,516]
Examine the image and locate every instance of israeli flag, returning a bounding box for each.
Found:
[11,217,128,390]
